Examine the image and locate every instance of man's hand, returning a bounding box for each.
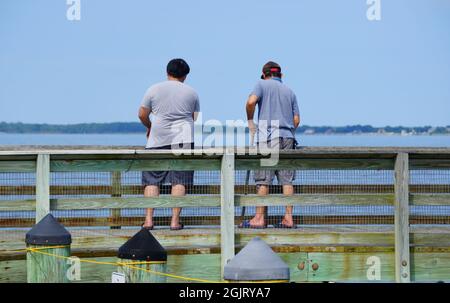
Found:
[248,120,257,137]
[138,106,152,140]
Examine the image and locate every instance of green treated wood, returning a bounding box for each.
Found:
[410,159,450,170]
[410,253,450,282]
[236,194,394,207]
[410,194,450,205]
[0,161,36,172]
[235,158,394,170]
[50,159,221,172]
[50,196,221,210]
[26,245,71,283]
[110,172,122,229]
[0,193,395,212]
[394,153,411,282]
[0,199,35,211]
[5,251,450,283]
[306,252,395,282]
[117,259,167,283]
[220,151,235,278]
[35,154,50,222]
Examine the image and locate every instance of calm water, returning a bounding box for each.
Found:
[0,133,450,147]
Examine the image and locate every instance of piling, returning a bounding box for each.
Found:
[117,228,167,283]
[25,213,72,283]
[224,237,290,283]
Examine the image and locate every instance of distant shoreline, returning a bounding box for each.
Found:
[0,122,449,135]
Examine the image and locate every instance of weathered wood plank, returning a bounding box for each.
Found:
[110,171,122,229]
[236,194,394,206]
[0,199,35,211]
[35,154,50,222]
[3,251,450,283]
[235,158,395,170]
[410,194,450,205]
[220,151,235,277]
[0,161,36,173]
[3,184,450,196]
[50,159,221,172]
[394,153,411,282]
[50,196,221,209]
[410,159,450,169]
[306,252,395,282]
[0,193,394,212]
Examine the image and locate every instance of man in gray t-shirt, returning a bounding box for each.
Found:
[240,61,300,229]
[138,58,200,230]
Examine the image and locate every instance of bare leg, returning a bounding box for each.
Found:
[248,185,269,227]
[144,185,159,228]
[171,184,185,228]
[282,184,294,227]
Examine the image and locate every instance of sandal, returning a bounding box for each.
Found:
[273,222,296,229]
[141,223,154,230]
[170,223,184,231]
[238,220,267,229]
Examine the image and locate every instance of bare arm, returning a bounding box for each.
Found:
[294,114,300,129]
[138,106,152,138]
[246,94,259,135]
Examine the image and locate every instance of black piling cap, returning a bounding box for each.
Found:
[118,228,167,261]
[25,214,72,245]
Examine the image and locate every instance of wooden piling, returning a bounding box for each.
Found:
[25,214,72,283]
[117,228,167,283]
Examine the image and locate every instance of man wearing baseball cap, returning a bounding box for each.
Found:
[240,61,300,229]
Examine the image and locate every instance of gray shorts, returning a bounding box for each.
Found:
[254,137,296,186]
[142,143,194,186]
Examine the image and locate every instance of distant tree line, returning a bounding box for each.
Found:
[0,122,449,135]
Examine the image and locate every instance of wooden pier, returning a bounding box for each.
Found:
[1,146,450,282]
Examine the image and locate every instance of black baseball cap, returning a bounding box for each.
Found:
[261,61,282,79]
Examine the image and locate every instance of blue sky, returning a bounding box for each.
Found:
[1,0,449,127]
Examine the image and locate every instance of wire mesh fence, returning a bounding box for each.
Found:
[235,169,395,229]
[410,169,450,225]
[49,170,222,238]
[1,159,450,253]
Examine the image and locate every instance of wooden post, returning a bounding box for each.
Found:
[26,214,72,283]
[36,154,50,223]
[110,171,122,229]
[27,245,71,283]
[117,228,167,283]
[394,153,411,283]
[220,149,235,278]
[118,261,167,283]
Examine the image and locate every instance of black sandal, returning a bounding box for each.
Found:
[170,223,184,231]
[141,223,154,230]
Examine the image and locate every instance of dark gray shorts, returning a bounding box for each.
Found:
[142,143,194,186]
[254,137,296,186]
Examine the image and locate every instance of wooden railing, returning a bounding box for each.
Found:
[1,146,450,282]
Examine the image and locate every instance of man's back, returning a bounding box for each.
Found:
[141,80,199,148]
[252,78,299,142]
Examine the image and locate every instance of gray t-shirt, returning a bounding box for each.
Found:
[141,80,200,148]
[251,78,299,142]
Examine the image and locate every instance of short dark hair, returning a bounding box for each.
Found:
[167,58,190,78]
[261,61,282,79]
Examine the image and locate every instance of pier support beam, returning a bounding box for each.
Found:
[394,153,411,283]
[220,150,235,278]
